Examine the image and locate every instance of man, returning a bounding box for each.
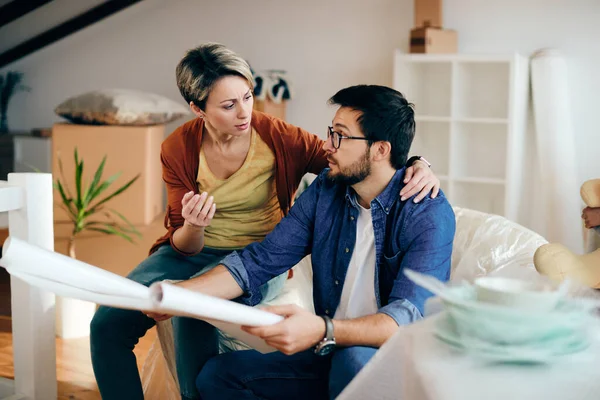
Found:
[158,84,455,399]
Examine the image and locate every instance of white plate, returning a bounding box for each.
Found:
[434,312,590,364]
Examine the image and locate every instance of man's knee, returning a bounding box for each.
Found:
[195,355,234,397]
[329,347,377,399]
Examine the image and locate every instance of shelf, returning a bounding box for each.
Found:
[413,120,450,175]
[397,52,515,64]
[396,61,452,117]
[453,177,505,185]
[452,122,507,180]
[394,52,528,220]
[454,62,510,119]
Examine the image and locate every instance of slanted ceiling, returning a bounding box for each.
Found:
[0,0,142,69]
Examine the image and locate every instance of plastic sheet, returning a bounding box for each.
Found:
[450,207,548,283]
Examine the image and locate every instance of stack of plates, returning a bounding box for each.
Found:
[433,286,595,364]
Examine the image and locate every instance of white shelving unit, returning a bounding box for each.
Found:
[394,52,529,220]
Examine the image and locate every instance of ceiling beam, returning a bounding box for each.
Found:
[0,0,54,28]
[0,0,143,69]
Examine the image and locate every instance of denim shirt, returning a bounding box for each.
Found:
[221,168,456,326]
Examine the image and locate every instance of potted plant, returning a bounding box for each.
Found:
[53,148,141,338]
[55,148,141,258]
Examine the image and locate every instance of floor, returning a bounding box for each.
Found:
[0,314,156,400]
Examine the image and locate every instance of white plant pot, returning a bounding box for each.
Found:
[55,296,97,339]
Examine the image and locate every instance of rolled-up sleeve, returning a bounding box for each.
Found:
[378,298,422,326]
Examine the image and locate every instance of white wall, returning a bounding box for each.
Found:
[0,0,411,139]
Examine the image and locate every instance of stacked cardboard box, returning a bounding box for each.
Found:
[410,0,457,54]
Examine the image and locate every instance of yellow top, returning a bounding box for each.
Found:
[197,128,283,249]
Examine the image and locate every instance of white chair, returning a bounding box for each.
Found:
[0,173,57,400]
[140,207,548,399]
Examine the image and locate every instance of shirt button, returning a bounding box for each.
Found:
[335,280,339,285]
[385,207,389,212]
[350,216,355,221]
[325,309,330,315]
[345,248,349,253]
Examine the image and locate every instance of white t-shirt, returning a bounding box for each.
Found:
[334,203,378,320]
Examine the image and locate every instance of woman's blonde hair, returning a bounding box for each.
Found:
[176,43,254,110]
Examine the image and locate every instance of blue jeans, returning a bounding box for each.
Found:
[195,346,377,400]
[90,244,287,400]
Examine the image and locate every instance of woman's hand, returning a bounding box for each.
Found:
[400,160,440,203]
[181,191,216,228]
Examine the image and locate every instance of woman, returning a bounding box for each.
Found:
[90,43,440,400]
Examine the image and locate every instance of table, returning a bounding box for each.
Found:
[339,313,600,400]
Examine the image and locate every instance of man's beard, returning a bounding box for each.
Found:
[327,150,371,186]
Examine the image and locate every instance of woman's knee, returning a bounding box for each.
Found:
[90,305,152,346]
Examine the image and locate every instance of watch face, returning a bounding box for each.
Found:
[316,341,336,356]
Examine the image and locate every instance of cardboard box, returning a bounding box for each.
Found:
[410,27,457,54]
[415,0,443,28]
[254,99,287,121]
[52,123,165,227]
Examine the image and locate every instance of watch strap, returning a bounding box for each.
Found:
[405,155,431,168]
[321,315,334,341]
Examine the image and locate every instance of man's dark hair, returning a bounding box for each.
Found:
[328,85,415,169]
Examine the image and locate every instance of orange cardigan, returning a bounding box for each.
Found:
[149,110,328,255]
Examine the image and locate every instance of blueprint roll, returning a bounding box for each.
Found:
[0,236,148,298]
[531,49,583,253]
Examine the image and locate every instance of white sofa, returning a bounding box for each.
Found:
[140,207,548,399]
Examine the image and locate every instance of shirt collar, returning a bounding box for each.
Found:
[344,168,406,215]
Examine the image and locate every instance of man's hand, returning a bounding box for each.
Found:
[143,311,172,322]
[241,304,326,355]
[181,191,216,228]
[400,160,440,203]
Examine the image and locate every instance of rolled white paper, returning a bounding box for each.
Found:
[1,236,148,298]
[1,236,284,353]
[150,281,283,326]
[530,49,583,253]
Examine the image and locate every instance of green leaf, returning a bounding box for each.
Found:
[59,204,77,224]
[88,174,140,214]
[88,226,135,243]
[108,208,142,238]
[88,172,121,204]
[74,148,84,210]
[83,155,107,207]
[56,180,78,219]
[56,151,74,200]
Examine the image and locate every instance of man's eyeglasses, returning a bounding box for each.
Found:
[327,126,370,149]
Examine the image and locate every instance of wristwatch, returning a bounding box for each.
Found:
[405,155,431,168]
[314,315,336,356]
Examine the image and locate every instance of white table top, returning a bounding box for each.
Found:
[339,313,600,400]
